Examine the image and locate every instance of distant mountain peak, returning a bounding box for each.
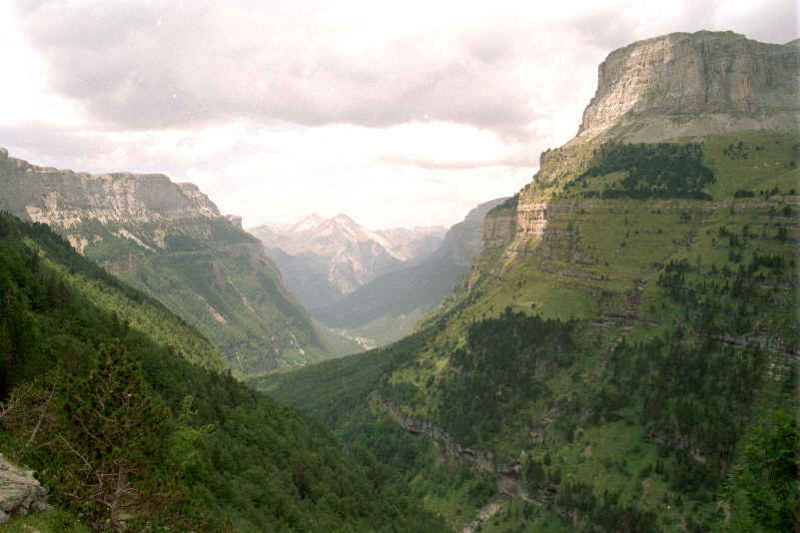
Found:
[289,213,328,233]
[249,213,448,308]
[332,213,356,224]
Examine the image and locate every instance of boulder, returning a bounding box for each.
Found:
[0,455,51,519]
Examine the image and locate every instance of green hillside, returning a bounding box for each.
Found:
[0,212,444,532]
[0,153,352,376]
[59,216,336,376]
[256,131,799,532]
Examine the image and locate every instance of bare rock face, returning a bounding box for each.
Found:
[499,31,800,248]
[482,204,517,249]
[0,154,220,231]
[576,31,799,142]
[0,456,50,523]
[447,198,508,261]
[225,214,243,229]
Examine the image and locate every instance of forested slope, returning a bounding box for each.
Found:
[0,212,444,532]
[257,131,799,532]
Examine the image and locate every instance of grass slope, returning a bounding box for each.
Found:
[257,131,799,532]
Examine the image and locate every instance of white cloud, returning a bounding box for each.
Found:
[2,0,797,229]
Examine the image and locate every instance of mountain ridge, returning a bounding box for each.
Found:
[313,198,507,344]
[0,149,335,375]
[485,30,800,252]
[258,30,799,532]
[249,213,446,310]
[575,30,799,143]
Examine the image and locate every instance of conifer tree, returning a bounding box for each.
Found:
[57,343,173,531]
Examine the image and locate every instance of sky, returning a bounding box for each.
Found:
[1,0,798,230]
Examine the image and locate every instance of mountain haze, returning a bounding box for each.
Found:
[314,198,508,345]
[249,214,445,310]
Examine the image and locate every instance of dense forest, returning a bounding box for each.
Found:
[0,212,445,532]
[567,142,716,200]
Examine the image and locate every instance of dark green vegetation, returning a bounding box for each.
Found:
[438,311,576,447]
[0,212,444,532]
[258,131,799,532]
[569,142,716,199]
[75,217,335,375]
[250,322,508,530]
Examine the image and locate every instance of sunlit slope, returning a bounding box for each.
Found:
[258,131,799,531]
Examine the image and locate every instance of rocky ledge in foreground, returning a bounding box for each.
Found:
[0,455,51,524]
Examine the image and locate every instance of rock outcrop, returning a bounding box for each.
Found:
[576,31,799,142]
[501,31,800,247]
[478,198,515,250]
[0,150,219,230]
[0,456,50,524]
[379,397,518,475]
[225,214,243,229]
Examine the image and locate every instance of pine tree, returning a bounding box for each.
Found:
[56,343,174,531]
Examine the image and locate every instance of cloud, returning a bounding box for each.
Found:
[377,155,539,170]
[19,0,796,139]
[16,1,550,137]
[0,122,107,159]
[6,0,799,230]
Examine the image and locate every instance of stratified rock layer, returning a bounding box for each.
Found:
[497,31,800,248]
[577,31,799,141]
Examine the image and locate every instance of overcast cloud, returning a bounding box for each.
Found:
[1,0,798,229]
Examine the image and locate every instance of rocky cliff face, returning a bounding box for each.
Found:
[0,150,219,230]
[0,149,329,374]
[445,198,509,259]
[482,199,518,250]
[502,31,800,246]
[576,31,799,142]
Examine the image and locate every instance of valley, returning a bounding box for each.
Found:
[0,25,798,533]
[254,31,800,532]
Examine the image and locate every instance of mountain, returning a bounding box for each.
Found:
[255,31,799,532]
[375,225,447,261]
[313,198,508,346]
[248,214,446,310]
[0,211,445,532]
[575,30,799,144]
[0,151,339,375]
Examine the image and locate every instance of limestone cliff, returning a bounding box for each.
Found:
[576,31,799,143]
[502,31,800,247]
[0,150,218,230]
[0,149,329,374]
